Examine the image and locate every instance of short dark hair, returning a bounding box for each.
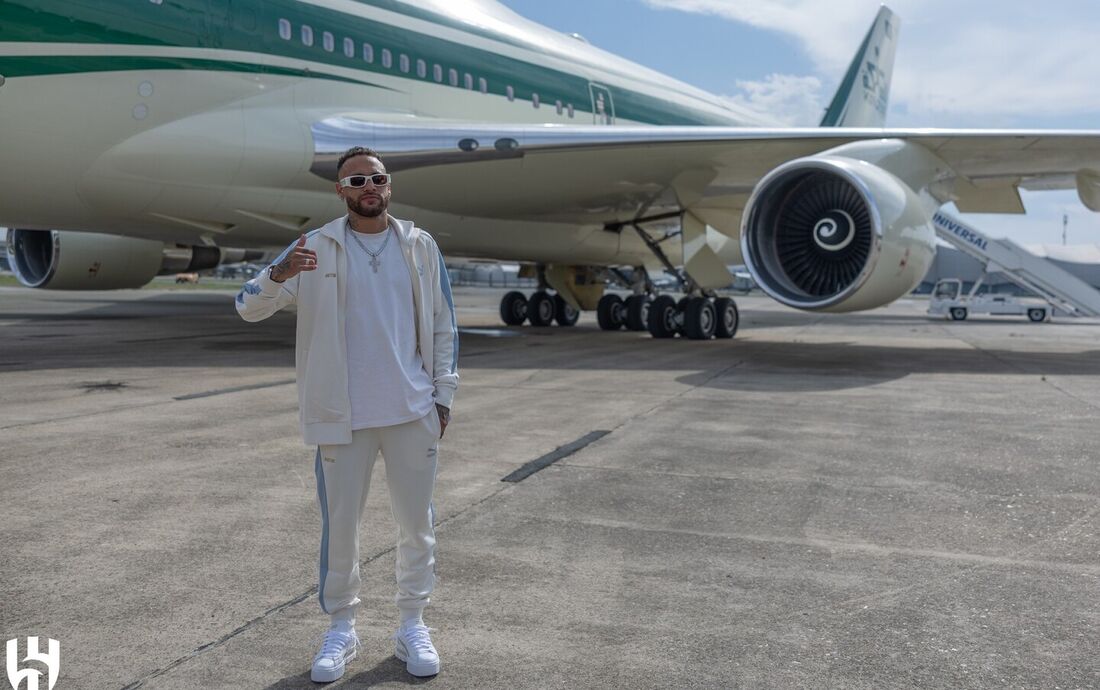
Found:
[337,146,384,174]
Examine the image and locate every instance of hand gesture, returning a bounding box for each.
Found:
[269,234,317,283]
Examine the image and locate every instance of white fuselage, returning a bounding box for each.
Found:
[0,0,767,266]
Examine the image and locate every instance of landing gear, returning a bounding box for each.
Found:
[713,297,739,339]
[554,294,580,326]
[597,294,626,330]
[646,295,739,340]
[624,294,650,331]
[500,291,528,325]
[498,290,579,328]
[647,295,678,338]
[682,297,716,340]
[527,291,556,326]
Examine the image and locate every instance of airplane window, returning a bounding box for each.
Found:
[532,93,540,108]
[448,68,458,87]
[363,43,374,63]
[343,37,354,58]
[278,19,291,40]
[322,32,334,52]
[506,85,514,101]
[433,64,443,82]
[416,59,427,78]
[382,49,392,69]
[149,0,163,4]
[463,73,473,90]
[555,100,563,115]
[400,54,410,73]
[300,25,313,47]
[478,77,488,94]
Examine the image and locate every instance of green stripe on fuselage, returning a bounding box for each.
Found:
[0,0,736,126]
[0,54,386,87]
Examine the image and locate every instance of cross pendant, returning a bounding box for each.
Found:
[369,255,381,273]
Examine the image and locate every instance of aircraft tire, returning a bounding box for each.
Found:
[682,297,716,340]
[714,297,739,339]
[500,291,528,325]
[647,295,678,338]
[527,291,555,326]
[596,294,625,330]
[624,295,650,331]
[554,294,580,326]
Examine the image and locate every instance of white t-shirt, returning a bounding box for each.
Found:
[344,222,436,429]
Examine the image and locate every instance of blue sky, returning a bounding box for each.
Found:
[498,0,1100,249]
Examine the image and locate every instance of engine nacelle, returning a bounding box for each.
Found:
[5,229,260,290]
[740,156,936,312]
[7,229,164,290]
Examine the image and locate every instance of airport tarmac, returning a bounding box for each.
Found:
[1,285,1098,689]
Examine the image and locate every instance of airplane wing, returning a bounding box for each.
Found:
[310,119,1100,229]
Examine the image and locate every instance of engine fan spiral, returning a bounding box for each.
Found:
[774,172,873,297]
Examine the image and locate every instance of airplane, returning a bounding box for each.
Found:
[3,1,1099,340]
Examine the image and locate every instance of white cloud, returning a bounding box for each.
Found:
[721,73,824,126]
[642,0,1100,126]
[642,0,1100,245]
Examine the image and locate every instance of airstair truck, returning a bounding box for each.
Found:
[929,211,1100,319]
[928,278,1051,322]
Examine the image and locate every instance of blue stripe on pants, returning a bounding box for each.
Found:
[314,448,331,614]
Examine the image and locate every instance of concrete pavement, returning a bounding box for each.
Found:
[1,286,1097,688]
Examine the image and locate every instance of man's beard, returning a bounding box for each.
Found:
[346,194,388,218]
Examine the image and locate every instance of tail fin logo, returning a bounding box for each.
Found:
[861,60,890,118]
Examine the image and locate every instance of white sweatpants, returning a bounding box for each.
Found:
[314,409,441,622]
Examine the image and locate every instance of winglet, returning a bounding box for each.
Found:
[819,6,899,127]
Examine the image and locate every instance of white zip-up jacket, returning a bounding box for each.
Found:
[235,214,458,446]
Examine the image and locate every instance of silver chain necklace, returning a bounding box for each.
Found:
[347,222,391,273]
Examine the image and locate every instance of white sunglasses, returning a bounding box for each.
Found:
[339,173,391,188]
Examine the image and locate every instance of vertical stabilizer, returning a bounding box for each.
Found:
[820,6,899,127]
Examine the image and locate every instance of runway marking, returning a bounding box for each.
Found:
[173,379,296,401]
[79,381,128,392]
[500,430,612,483]
[119,330,254,344]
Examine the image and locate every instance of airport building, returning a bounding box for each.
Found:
[916,244,1100,295]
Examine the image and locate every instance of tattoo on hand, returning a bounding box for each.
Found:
[270,262,288,282]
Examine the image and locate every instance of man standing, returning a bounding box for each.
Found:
[236,146,458,682]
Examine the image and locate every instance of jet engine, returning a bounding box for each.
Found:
[740,155,936,312]
[6,229,261,290]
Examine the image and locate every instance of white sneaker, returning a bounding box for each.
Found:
[310,628,360,683]
[392,621,441,677]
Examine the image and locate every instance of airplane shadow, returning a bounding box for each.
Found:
[457,332,1100,392]
[2,291,1098,394]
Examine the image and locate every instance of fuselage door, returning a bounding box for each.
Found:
[204,0,260,48]
[588,83,615,125]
